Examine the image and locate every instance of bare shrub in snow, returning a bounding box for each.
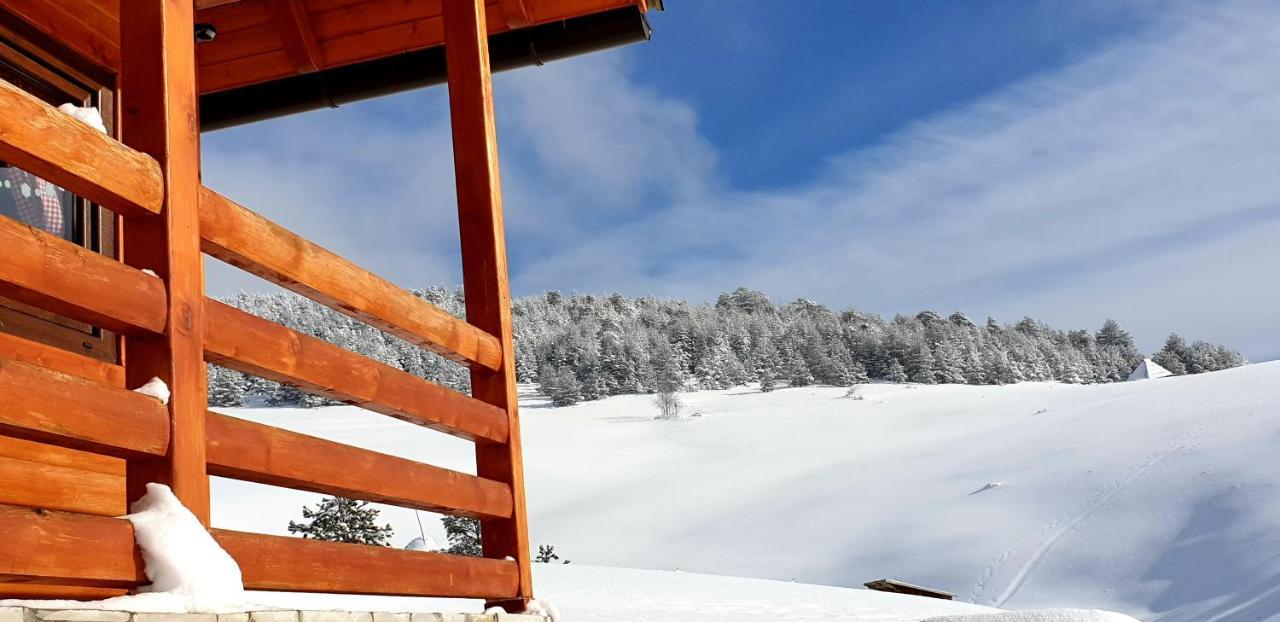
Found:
[844,386,865,401]
[654,389,684,420]
[536,544,570,564]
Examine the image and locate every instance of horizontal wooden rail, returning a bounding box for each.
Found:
[0,504,146,587]
[204,299,509,443]
[0,583,128,600]
[0,215,168,335]
[0,331,126,387]
[0,453,124,516]
[0,79,164,217]
[216,529,520,598]
[0,505,518,598]
[207,412,514,519]
[0,356,171,458]
[199,187,503,370]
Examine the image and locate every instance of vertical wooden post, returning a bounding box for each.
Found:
[118,0,210,524]
[443,0,532,611]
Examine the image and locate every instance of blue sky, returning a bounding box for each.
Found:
[202,0,1280,361]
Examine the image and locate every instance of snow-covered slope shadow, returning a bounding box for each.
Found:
[211,362,1280,621]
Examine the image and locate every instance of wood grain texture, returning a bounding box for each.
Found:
[199,187,503,370]
[0,583,127,600]
[444,0,533,609]
[0,503,145,587]
[204,299,509,443]
[207,411,514,519]
[214,529,521,598]
[195,0,643,92]
[119,0,211,524]
[0,78,162,217]
[0,453,125,515]
[0,331,126,387]
[0,355,170,457]
[0,216,167,335]
[5,0,643,93]
[0,0,121,72]
[0,435,125,476]
[267,0,322,72]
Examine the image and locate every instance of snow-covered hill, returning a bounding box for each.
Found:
[212,362,1280,621]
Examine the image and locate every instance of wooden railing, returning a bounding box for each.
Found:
[0,0,533,610]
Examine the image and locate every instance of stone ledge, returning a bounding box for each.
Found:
[0,609,546,622]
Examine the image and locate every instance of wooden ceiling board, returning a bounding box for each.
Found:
[5,0,646,94]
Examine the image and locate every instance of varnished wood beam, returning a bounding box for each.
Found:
[203,299,510,443]
[0,355,170,458]
[0,78,163,217]
[0,331,127,387]
[0,215,167,335]
[119,0,211,524]
[0,453,125,516]
[444,0,533,610]
[0,583,127,600]
[216,529,521,598]
[196,0,245,10]
[499,0,533,28]
[207,411,514,519]
[0,504,146,588]
[267,0,322,73]
[0,505,520,598]
[199,186,503,371]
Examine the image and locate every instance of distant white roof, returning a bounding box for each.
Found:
[1128,358,1173,381]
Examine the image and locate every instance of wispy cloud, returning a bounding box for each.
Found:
[203,0,1280,360]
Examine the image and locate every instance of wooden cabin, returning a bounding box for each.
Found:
[0,0,657,611]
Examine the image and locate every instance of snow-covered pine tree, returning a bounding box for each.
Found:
[287,496,394,545]
[650,338,684,394]
[442,516,482,557]
[885,358,908,383]
[538,365,583,406]
[1152,333,1189,375]
[208,287,1247,404]
[207,365,247,407]
[908,346,936,384]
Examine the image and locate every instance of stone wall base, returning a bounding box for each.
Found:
[1,607,547,622]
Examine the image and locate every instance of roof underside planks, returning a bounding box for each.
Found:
[1,0,652,94]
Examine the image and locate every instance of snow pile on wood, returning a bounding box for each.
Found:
[124,483,245,612]
[1,484,244,613]
[56,103,107,134]
[133,377,171,405]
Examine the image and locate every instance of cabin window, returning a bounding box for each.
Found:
[0,19,118,363]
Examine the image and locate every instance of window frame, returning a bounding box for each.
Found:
[0,12,120,364]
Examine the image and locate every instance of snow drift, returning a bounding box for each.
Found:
[213,362,1280,621]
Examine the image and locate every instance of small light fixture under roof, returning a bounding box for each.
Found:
[195,23,218,43]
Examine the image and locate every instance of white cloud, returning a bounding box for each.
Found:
[202,0,1280,360]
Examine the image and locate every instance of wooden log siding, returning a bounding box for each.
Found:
[206,412,514,519]
[0,215,168,335]
[0,356,170,458]
[0,504,146,587]
[203,299,509,443]
[0,453,124,516]
[0,78,163,217]
[0,331,127,387]
[198,187,503,371]
[0,504,518,598]
[217,530,521,599]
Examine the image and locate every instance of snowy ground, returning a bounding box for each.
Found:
[211,362,1280,622]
